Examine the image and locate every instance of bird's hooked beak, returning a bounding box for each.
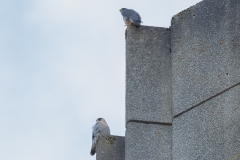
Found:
[119,8,123,12]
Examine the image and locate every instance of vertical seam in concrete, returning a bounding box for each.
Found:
[174,81,240,118]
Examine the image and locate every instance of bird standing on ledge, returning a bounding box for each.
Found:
[90,118,110,156]
[119,8,142,28]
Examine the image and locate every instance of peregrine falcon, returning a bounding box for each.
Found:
[90,118,110,156]
[119,8,142,27]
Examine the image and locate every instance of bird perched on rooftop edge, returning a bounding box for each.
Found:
[90,118,110,156]
[119,8,142,28]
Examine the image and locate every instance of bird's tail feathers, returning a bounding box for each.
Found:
[90,148,96,156]
[90,136,98,156]
[90,143,96,156]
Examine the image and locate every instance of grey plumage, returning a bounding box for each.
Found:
[119,8,142,27]
[90,118,110,156]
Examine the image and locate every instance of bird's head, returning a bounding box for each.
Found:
[119,8,127,12]
[96,118,109,126]
[96,118,105,122]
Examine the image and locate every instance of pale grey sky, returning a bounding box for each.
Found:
[0,0,202,159]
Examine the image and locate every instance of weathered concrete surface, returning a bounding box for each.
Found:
[96,135,125,160]
[173,84,240,160]
[126,25,172,123]
[126,122,172,160]
[171,0,240,116]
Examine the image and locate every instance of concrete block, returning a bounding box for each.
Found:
[96,135,125,160]
[126,25,172,123]
[171,0,240,116]
[126,122,172,160]
[173,84,240,160]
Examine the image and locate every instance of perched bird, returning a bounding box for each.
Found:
[90,118,110,156]
[119,8,142,27]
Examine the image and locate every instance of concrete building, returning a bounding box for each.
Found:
[96,0,240,159]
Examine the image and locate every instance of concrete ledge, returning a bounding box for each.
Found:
[96,135,125,160]
[126,122,172,160]
[173,84,240,160]
[126,25,172,123]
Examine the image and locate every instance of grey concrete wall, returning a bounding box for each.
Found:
[125,25,172,160]
[126,122,172,160]
[173,84,240,160]
[126,25,172,123]
[171,0,240,159]
[121,1,240,160]
[96,135,125,160]
[171,0,240,116]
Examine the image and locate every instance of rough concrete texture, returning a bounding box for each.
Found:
[171,0,240,116]
[126,122,172,160]
[126,25,172,123]
[96,135,125,160]
[173,84,240,160]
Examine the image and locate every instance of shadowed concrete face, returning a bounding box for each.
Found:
[173,84,240,160]
[171,1,240,159]
[171,0,240,116]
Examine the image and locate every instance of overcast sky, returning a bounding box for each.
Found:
[0,0,202,159]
